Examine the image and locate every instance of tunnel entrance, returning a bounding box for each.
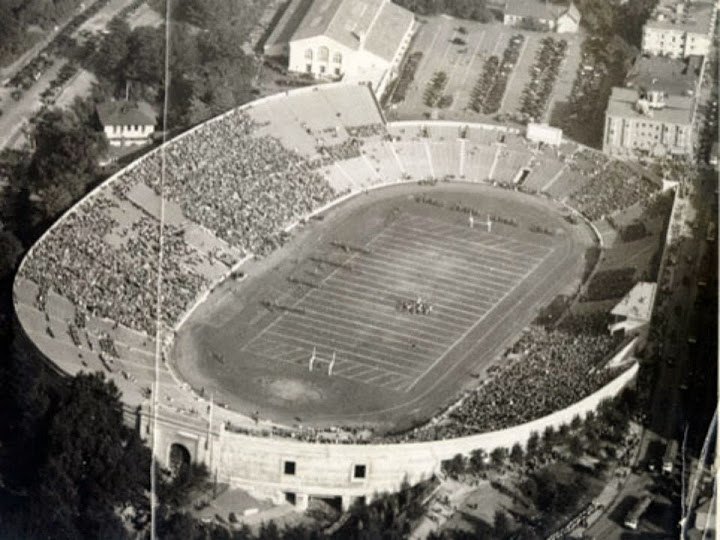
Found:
[168,443,191,480]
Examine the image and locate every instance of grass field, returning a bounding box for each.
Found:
[172,183,593,431]
[386,15,583,125]
[243,213,551,393]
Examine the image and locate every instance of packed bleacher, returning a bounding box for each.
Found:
[15,82,660,440]
[391,313,624,442]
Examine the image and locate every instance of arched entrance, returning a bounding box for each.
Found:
[168,443,192,480]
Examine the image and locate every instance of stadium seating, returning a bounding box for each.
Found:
[14,82,662,443]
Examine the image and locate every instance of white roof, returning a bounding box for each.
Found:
[611,282,657,321]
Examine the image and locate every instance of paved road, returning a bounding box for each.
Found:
[0,59,68,151]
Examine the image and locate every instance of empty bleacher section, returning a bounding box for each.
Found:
[14,83,660,432]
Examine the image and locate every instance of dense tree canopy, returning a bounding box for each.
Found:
[0,371,151,539]
[0,0,86,66]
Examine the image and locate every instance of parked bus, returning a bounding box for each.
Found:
[624,496,652,530]
[663,440,679,474]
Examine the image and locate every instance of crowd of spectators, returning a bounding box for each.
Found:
[318,138,363,162]
[20,107,335,336]
[396,313,623,441]
[519,37,567,122]
[15,85,665,448]
[147,109,335,255]
[346,124,386,138]
[583,267,637,302]
[568,156,657,220]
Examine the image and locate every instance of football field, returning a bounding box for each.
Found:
[243,213,552,392]
[172,184,591,430]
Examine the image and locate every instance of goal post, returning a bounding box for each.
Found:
[308,348,336,376]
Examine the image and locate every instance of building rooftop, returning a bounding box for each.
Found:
[290,0,413,62]
[645,0,715,34]
[263,0,315,53]
[626,55,701,96]
[606,87,695,125]
[611,282,657,322]
[562,2,581,22]
[363,1,414,62]
[97,101,155,127]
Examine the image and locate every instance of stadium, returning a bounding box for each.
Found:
[13,82,668,509]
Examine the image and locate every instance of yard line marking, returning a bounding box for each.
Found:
[305,283,473,332]
[308,280,484,326]
[278,302,455,347]
[399,213,552,254]
[405,246,552,392]
[393,220,548,261]
[306,284,479,331]
[274,315,437,363]
[343,261,507,306]
[244,226,388,348]
[370,237,530,279]
[263,331,424,376]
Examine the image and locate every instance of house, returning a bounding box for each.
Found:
[263,0,415,96]
[96,100,156,147]
[556,2,581,33]
[502,0,581,33]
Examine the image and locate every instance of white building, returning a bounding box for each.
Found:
[526,123,563,146]
[96,101,155,147]
[642,0,716,58]
[603,87,695,158]
[603,54,701,159]
[264,0,415,97]
[502,0,581,33]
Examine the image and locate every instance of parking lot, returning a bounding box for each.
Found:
[385,15,583,126]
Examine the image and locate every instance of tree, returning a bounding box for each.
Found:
[92,19,131,83]
[27,105,107,222]
[493,510,511,538]
[526,431,540,458]
[0,230,23,279]
[469,448,487,473]
[1,372,152,538]
[568,434,585,459]
[442,453,466,478]
[490,447,508,469]
[510,443,524,466]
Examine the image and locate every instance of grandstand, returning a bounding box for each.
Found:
[14,82,663,441]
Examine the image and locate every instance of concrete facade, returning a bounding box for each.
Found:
[150,363,638,511]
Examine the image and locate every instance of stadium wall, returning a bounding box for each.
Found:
[152,362,638,510]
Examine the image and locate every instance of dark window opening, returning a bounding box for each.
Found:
[354,464,366,479]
